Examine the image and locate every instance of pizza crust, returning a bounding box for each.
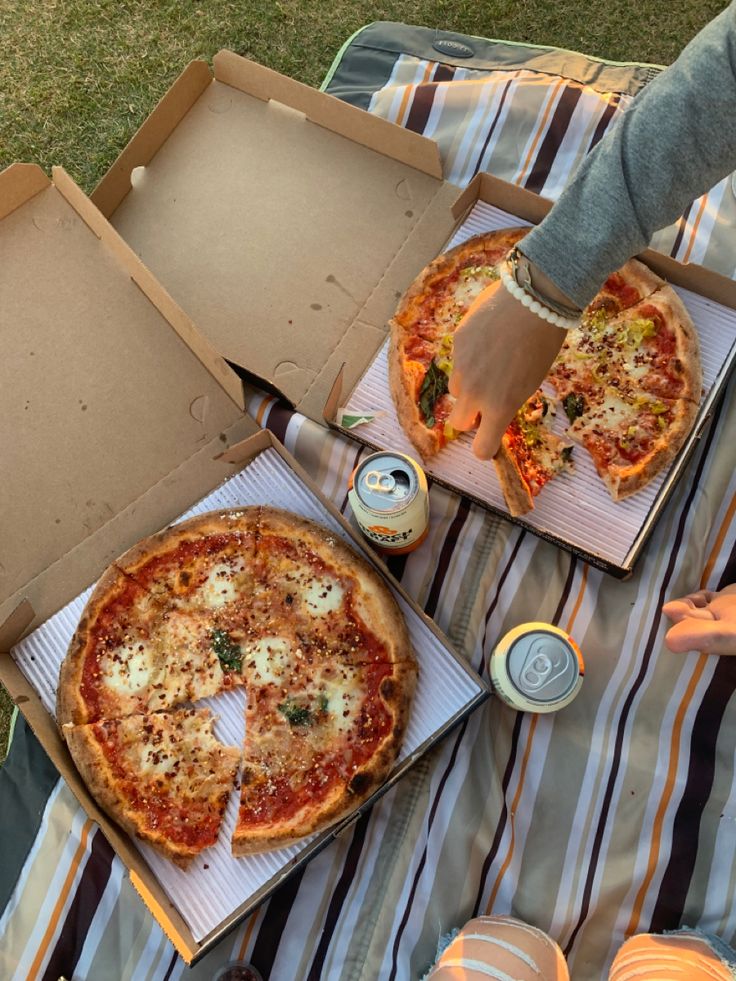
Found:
[493,442,534,517]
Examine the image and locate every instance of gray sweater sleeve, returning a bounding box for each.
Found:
[520,1,736,308]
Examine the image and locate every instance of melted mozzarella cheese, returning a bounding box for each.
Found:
[195,562,241,608]
[319,675,360,733]
[300,576,344,617]
[138,741,176,776]
[98,638,158,694]
[244,636,292,685]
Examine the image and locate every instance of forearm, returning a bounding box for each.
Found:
[521,0,736,308]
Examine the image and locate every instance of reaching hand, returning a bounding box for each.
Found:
[447,281,567,459]
[662,584,736,655]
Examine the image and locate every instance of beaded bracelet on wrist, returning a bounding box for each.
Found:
[501,246,581,330]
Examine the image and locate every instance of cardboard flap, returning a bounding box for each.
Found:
[91,61,212,218]
[97,53,459,416]
[0,163,50,222]
[213,50,444,179]
[0,167,253,628]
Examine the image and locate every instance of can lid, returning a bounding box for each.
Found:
[507,630,579,703]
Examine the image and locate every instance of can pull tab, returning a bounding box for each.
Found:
[364,468,411,498]
[520,638,569,691]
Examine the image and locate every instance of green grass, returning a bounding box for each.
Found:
[0,0,728,763]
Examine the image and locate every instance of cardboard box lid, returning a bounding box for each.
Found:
[0,163,257,631]
[93,52,461,421]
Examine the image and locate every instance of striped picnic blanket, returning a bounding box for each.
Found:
[3,23,736,981]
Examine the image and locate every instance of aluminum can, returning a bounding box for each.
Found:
[490,622,584,713]
[347,451,429,554]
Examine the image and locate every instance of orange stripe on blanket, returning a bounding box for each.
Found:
[255,396,276,426]
[515,78,565,186]
[484,563,589,913]
[237,911,259,961]
[397,62,434,127]
[26,818,94,981]
[566,564,589,636]
[701,489,736,588]
[681,194,709,264]
[625,488,736,935]
[484,712,540,913]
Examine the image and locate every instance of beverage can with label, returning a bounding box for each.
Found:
[490,622,584,713]
[347,451,429,554]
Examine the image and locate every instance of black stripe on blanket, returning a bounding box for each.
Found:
[41,829,116,981]
[524,83,583,195]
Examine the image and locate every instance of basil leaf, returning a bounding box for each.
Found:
[278,700,313,726]
[211,629,242,671]
[563,392,586,423]
[419,360,449,428]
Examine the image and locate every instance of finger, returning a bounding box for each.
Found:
[661,600,716,624]
[472,412,504,461]
[663,590,715,613]
[447,397,480,433]
[664,618,736,656]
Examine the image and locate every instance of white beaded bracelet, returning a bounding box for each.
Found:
[499,263,580,330]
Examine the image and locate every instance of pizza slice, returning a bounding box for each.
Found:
[586,257,664,317]
[233,655,414,855]
[114,508,260,614]
[493,391,574,517]
[57,565,169,725]
[550,285,701,407]
[253,507,415,668]
[56,565,248,726]
[612,291,702,403]
[63,707,240,867]
[563,385,698,500]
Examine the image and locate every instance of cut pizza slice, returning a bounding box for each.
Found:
[114,508,260,615]
[550,285,701,407]
[586,257,664,317]
[253,507,415,668]
[233,655,415,855]
[63,707,240,867]
[57,565,170,725]
[564,385,698,500]
[493,391,574,517]
[611,291,702,403]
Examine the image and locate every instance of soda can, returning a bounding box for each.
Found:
[490,622,584,713]
[347,451,429,554]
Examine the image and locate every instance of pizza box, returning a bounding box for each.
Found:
[89,52,736,577]
[0,164,488,964]
[324,173,736,577]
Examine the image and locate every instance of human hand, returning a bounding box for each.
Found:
[662,584,736,655]
[446,281,567,459]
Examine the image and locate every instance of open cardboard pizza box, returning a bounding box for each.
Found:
[0,164,488,963]
[90,51,736,577]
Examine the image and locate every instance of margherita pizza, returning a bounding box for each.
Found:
[58,506,416,864]
[389,230,702,513]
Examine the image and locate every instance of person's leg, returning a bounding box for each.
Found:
[427,914,569,980]
[609,929,736,980]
